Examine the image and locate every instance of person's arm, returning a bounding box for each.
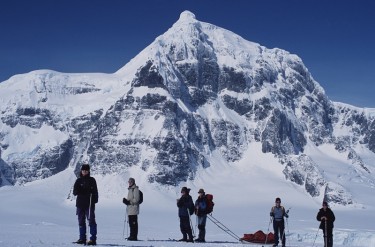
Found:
[73,179,80,196]
[91,178,99,203]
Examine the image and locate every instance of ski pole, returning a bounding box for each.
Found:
[195,214,198,238]
[263,216,273,247]
[325,220,328,247]
[187,208,195,238]
[207,214,240,240]
[312,224,320,247]
[284,208,290,246]
[86,193,92,242]
[88,193,92,221]
[126,207,129,239]
[122,207,128,239]
[280,223,286,247]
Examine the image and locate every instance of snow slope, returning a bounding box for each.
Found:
[1,10,375,247]
[1,145,374,246]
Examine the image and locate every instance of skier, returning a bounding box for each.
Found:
[194,188,208,242]
[270,197,288,247]
[122,177,141,241]
[316,201,335,247]
[177,187,194,242]
[73,164,99,245]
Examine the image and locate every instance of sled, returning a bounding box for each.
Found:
[240,230,274,245]
[240,239,274,245]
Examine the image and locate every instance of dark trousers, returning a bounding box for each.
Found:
[197,215,207,240]
[179,216,193,240]
[322,227,333,247]
[273,220,285,246]
[128,215,138,240]
[77,207,97,241]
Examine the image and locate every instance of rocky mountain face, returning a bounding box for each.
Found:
[0,11,374,205]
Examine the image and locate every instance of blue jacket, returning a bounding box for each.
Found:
[195,196,207,216]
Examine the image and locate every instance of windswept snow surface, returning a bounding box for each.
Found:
[1,147,374,247]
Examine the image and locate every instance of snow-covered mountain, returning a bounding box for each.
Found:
[1,11,374,207]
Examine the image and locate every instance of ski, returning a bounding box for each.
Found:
[240,239,274,245]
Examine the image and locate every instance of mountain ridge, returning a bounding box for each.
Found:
[0,11,374,207]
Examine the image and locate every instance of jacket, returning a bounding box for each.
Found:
[270,205,288,221]
[177,194,194,217]
[73,175,98,208]
[195,196,208,216]
[316,207,335,230]
[126,184,140,215]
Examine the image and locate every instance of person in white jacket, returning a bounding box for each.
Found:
[123,177,140,241]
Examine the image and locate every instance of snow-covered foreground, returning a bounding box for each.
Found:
[1,159,374,247]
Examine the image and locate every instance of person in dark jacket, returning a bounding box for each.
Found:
[194,188,208,242]
[270,197,289,247]
[122,177,141,241]
[73,164,99,245]
[316,201,335,247]
[177,187,194,242]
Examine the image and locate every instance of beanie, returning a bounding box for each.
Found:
[81,164,90,171]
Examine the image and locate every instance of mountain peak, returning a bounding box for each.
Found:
[178,10,196,22]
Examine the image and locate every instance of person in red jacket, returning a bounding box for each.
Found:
[316,201,335,247]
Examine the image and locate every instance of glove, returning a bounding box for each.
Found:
[123,198,130,205]
[270,212,274,217]
[285,213,289,218]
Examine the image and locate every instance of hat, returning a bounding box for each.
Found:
[198,188,205,194]
[81,164,90,171]
[275,197,281,203]
[181,187,190,193]
[128,177,135,184]
[322,201,328,206]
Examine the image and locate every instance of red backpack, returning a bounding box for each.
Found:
[205,194,214,214]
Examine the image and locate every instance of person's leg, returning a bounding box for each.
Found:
[179,217,188,241]
[280,221,286,246]
[77,208,87,242]
[322,226,327,247]
[128,215,138,240]
[273,221,279,246]
[327,227,333,247]
[88,207,97,241]
[197,215,207,241]
[184,217,193,241]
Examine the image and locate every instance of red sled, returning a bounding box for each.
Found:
[240,230,274,244]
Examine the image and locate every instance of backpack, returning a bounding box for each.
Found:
[133,188,143,204]
[188,195,195,215]
[138,190,143,204]
[205,194,214,214]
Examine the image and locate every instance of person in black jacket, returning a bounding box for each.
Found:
[73,164,99,245]
[194,188,208,242]
[177,187,194,242]
[316,201,335,247]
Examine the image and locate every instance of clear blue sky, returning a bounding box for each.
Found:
[1,0,374,107]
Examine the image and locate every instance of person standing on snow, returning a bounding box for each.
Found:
[122,177,141,241]
[177,187,194,242]
[270,197,288,247]
[194,188,208,242]
[73,164,99,245]
[316,201,335,247]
